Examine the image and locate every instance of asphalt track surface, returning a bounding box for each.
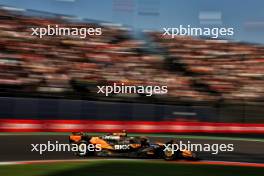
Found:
[0,134,263,163]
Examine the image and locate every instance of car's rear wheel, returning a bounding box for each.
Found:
[181,151,199,160]
[73,140,89,157]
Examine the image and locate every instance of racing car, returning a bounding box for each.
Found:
[69,131,198,160]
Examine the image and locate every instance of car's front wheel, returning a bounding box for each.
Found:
[163,147,177,160]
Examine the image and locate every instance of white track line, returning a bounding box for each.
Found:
[0,159,263,167]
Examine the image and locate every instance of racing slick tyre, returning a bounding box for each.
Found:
[163,149,198,161]
[162,140,178,160]
[73,140,93,157]
[181,151,199,161]
[163,147,178,160]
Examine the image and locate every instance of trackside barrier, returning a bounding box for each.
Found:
[0,119,264,134]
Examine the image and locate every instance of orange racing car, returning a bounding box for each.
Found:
[69,131,198,160]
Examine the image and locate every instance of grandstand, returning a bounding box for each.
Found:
[0,6,263,105]
[149,32,264,103]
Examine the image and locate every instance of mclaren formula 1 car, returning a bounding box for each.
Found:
[69,131,198,160]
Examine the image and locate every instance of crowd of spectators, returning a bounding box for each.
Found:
[149,32,264,103]
[0,9,149,95]
[0,7,263,104]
